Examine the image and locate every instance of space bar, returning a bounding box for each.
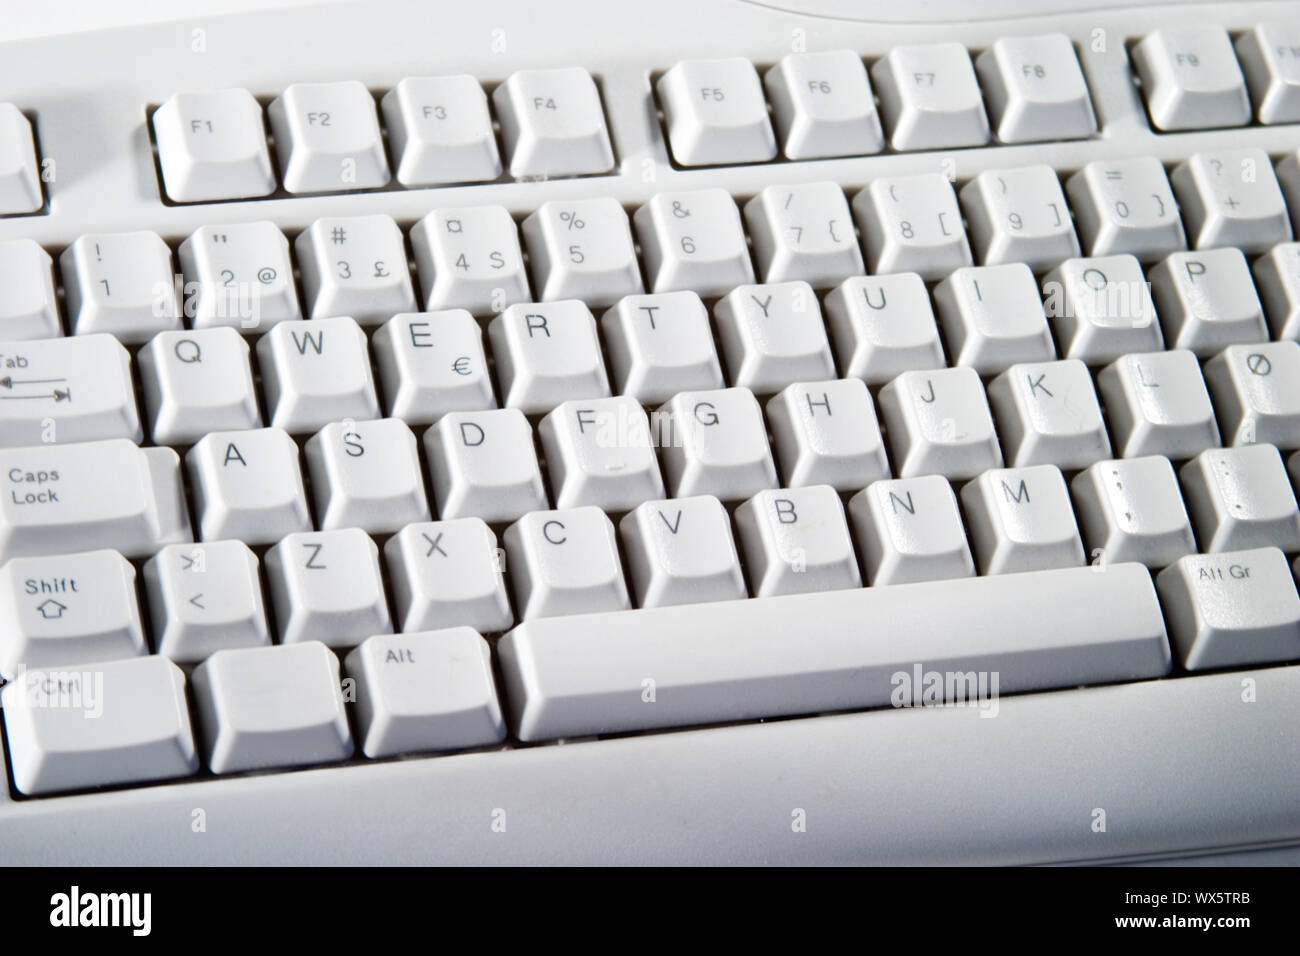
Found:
[498,563,1171,741]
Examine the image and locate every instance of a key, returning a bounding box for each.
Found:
[0,239,59,339]
[601,291,724,402]
[423,408,548,522]
[143,540,270,663]
[959,165,1080,270]
[713,281,836,393]
[0,103,42,214]
[1132,27,1251,130]
[61,232,181,344]
[619,495,746,607]
[849,474,974,585]
[852,173,972,280]
[878,366,1003,480]
[265,528,391,647]
[380,75,502,186]
[372,310,496,423]
[0,549,144,678]
[489,300,609,413]
[635,189,755,296]
[1042,254,1163,364]
[764,50,884,160]
[1254,241,1300,340]
[493,67,614,177]
[257,315,380,432]
[656,387,776,500]
[152,89,276,202]
[1066,158,1186,261]
[1097,349,1220,459]
[138,328,261,446]
[1171,149,1292,253]
[345,628,505,758]
[409,205,531,314]
[961,465,1084,574]
[505,506,630,620]
[1205,341,1300,448]
[296,215,415,324]
[304,418,429,533]
[186,427,311,545]
[988,358,1111,469]
[975,34,1097,143]
[177,221,301,330]
[823,273,945,384]
[1237,23,1300,125]
[657,58,775,166]
[0,334,140,447]
[1158,546,1300,670]
[743,182,863,286]
[934,263,1056,374]
[2,655,197,795]
[191,641,353,774]
[267,81,389,193]
[1148,248,1268,356]
[384,518,512,633]
[766,378,889,490]
[735,485,861,597]
[0,439,190,561]
[871,42,990,150]
[1072,455,1197,567]
[538,396,665,511]
[521,198,643,307]
[1182,443,1300,552]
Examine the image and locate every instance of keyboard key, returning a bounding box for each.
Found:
[1148,248,1268,356]
[488,300,610,413]
[1236,23,1300,125]
[177,221,301,330]
[878,366,1003,480]
[505,506,630,620]
[635,189,754,296]
[538,396,665,511]
[1097,349,1220,459]
[1072,455,1196,567]
[138,328,260,446]
[852,173,972,280]
[380,75,501,186]
[735,485,860,597]
[0,104,42,214]
[372,310,496,424]
[1205,341,1300,448]
[766,378,889,490]
[1066,158,1186,261]
[493,67,614,177]
[823,273,945,384]
[423,408,547,522]
[713,281,835,392]
[849,474,973,585]
[743,182,863,285]
[257,316,380,432]
[186,427,311,545]
[521,198,643,307]
[265,527,390,647]
[152,89,275,202]
[409,205,531,315]
[1171,149,1292,254]
[1181,443,1300,552]
[601,291,724,402]
[763,50,884,160]
[1254,241,1300,340]
[959,165,1079,270]
[961,465,1084,574]
[657,58,776,166]
[656,387,776,500]
[1042,254,1163,364]
[384,518,512,633]
[933,263,1055,374]
[61,232,181,344]
[1132,27,1251,130]
[0,239,59,339]
[871,42,990,150]
[975,34,1097,143]
[988,358,1110,469]
[296,214,416,324]
[304,418,429,533]
[191,641,353,774]
[267,81,389,193]
[619,495,746,607]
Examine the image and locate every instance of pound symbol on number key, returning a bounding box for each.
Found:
[373,261,389,278]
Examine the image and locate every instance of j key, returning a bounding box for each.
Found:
[878,366,1003,480]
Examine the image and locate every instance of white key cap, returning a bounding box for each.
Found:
[0,239,59,339]
[849,475,973,585]
[1254,240,1300,341]
[988,358,1110,469]
[657,387,776,500]
[744,182,863,285]
[265,528,390,647]
[538,396,665,510]
[1181,443,1300,552]
[635,189,754,296]
[959,165,1079,270]
[424,408,547,522]
[934,263,1055,374]
[975,34,1097,143]
[878,366,1003,480]
[1072,455,1196,567]
[521,198,643,307]
[735,485,860,597]
[267,81,389,193]
[713,281,835,392]
[1171,149,1292,253]
[601,291,724,402]
[257,315,380,432]
[657,58,775,166]
[1132,27,1251,130]
[2,656,196,795]
[0,103,42,214]
[767,378,889,490]
[852,174,972,280]
[384,518,512,633]
[410,205,530,315]
[186,427,311,545]
[380,75,501,186]
[1042,254,1163,364]
[143,540,270,663]
[296,215,415,324]
[1066,158,1186,261]
[138,328,260,446]
[1237,23,1300,125]
[619,495,746,607]
[0,549,143,677]
[304,418,429,532]
[372,310,496,423]
[152,89,275,202]
[1097,349,1220,459]
[505,506,629,620]
[191,641,352,773]
[1148,248,1268,356]
[177,221,301,330]
[0,334,140,446]
[1205,341,1300,448]
[823,273,945,384]
[489,300,609,413]
[493,67,614,177]
[61,232,181,344]
[345,628,505,758]
[764,51,883,160]
[1159,546,1300,670]
[872,42,990,150]
[0,439,190,560]
[961,465,1084,574]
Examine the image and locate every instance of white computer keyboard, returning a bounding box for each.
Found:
[0,0,1299,865]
